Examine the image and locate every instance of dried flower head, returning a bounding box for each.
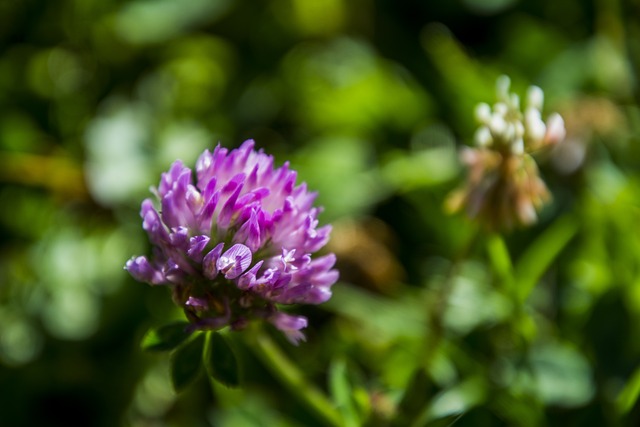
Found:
[446,76,566,229]
[126,140,338,343]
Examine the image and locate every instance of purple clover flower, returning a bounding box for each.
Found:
[126,140,338,343]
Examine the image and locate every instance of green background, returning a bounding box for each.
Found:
[1,0,640,425]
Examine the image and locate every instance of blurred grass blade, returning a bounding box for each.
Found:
[170,333,204,392]
[616,364,640,415]
[514,214,579,302]
[329,357,360,427]
[141,322,192,352]
[204,331,240,388]
[486,233,514,287]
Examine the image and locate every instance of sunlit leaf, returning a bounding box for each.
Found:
[443,262,511,335]
[413,376,487,426]
[141,322,192,352]
[530,341,594,407]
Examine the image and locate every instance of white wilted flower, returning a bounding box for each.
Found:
[446,76,566,230]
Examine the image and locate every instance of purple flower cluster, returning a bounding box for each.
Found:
[126,140,338,343]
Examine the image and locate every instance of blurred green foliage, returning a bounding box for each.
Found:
[1,0,640,426]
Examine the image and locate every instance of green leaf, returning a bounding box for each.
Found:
[141,322,192,352]
[411,376,487,427]
[530,341,594,407]
[204,331,240,388]
[170,333,205,392]
[514,214,579,302]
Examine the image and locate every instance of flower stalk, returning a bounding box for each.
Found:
[247,326,343,427]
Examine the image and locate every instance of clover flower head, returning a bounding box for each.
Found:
[473,75,566,154]
[126,140,338,344]
[447,76,566,230]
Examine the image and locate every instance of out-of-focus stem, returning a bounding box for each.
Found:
[248,328,342,427]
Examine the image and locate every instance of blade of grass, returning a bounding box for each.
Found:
[328,357,360,427]
[616,364,640,416]
[514,214,580,303]
[486,232,515,290]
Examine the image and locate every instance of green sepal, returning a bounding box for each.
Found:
[204,331,240,388]
[170,333,205,392]
[140,322,192,352]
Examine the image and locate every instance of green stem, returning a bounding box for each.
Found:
[486,232,529,342]
[248,327,343,427]
[422,229,480,368]
[486,232,515,291]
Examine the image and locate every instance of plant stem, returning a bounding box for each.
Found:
[248,327,343,427]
